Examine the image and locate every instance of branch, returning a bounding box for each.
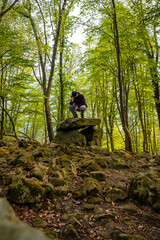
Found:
[0,0,19,18]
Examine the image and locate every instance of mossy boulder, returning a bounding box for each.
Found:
[128,171,160,207]
[105,188,127,202]
[90,171,106,181]
[54,130,87,146]
[0,147,10,157]
[72,178,102,199]
[6,176,45,204]
[14,152,34,170]
[0,173,13,185]
[30,164,52,180]
[110,230,146,240]
[62,224,79,239]
[79,160,101,172]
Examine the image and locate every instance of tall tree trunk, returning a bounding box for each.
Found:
[44,97,54,142]
[60,37,64,120]
[112,0,132,152]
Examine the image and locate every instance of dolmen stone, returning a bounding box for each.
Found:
[54,118,102,147]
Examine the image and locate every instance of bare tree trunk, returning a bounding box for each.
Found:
[60,37,64,120]
[112,0,132,152]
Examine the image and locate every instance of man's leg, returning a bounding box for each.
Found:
[69,105,78,118]
[78,105,87,118]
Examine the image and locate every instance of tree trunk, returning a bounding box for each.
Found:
[112,0,132,152]
[44,97,54,142]
[60,37,64,121]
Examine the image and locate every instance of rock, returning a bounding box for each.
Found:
[61,213,82,221]
[0,147,10,157]
[0,198,50,240]
[43,229,58,239]
[72,178,102,199]
[121,217,136,227]
[80,127,103,146]
[54,130,87,146]
[32,218,48,228]
[62,224,79,238]
[90,128,103,146]
[56,118,101,131]
[112,149,135,161]
[0,173,13,185]
[14,152,34,170]
[90,171,106,181]
[49,178,66,187]
[120,204,139,214]
[83,204,95,212]
[110,229,146,240]
[142,213,160,228]
[95,212,117,221]
[105,188,127,202]
[6,176,45,204]
[128,171,160,207]
[79,160,101,172]
[69,216,83,229]
[30,164,52,180]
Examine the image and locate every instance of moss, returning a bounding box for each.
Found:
[0,148,10,157]
[79,160,101,172]
[6,177,45,204]
[105,188,127,202]
[62,224,79,239]
[128,171,160,206]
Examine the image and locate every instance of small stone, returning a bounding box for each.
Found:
[142,213,160,228]
[121,217,136,227]
[95,212,117,221]
[90,171,106,181]
[62,224,79,238]
[32,218,48,228]
[105,188,127,202]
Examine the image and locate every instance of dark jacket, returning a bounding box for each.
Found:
[69,92,87,108]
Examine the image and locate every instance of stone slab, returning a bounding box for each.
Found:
[56,118,101,131]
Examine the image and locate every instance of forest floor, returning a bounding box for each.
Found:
[0,139,160,240]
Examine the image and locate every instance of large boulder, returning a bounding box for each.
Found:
[6,176,45,204]
[128,171,160,209]
[56,118,101,131]
[0,198,51,240]
[54,130,87,146]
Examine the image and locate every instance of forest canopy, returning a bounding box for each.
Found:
[0,0,160,154]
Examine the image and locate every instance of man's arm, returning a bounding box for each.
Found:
[69,97,74,105]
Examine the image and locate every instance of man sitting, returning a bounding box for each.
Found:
[69,91,87,118]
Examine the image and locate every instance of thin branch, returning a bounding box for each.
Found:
[0,0,19,18]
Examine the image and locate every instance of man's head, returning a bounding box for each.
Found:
[71,91,78,98]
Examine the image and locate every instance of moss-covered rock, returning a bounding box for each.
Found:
[30,164,52,180]
[128,171,160,207]
[0,173,13,185]
[95,212,117,221]
[14,152,34,170]
[142,213,160,228]
[120,204,139,214]
[90,171,106,181]
[72,178,102,200]
[105,188,127,202]
[79,160,101,172]
[49,178,66,187]
[110,229,146,240]
[6,176,45,204]
[0,147,10,157]
[54,130,87,146]
[121,217,136,227]
[62,224,79,238]
[33,218,48,228]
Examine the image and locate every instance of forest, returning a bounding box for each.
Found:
[1,0,160,154]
